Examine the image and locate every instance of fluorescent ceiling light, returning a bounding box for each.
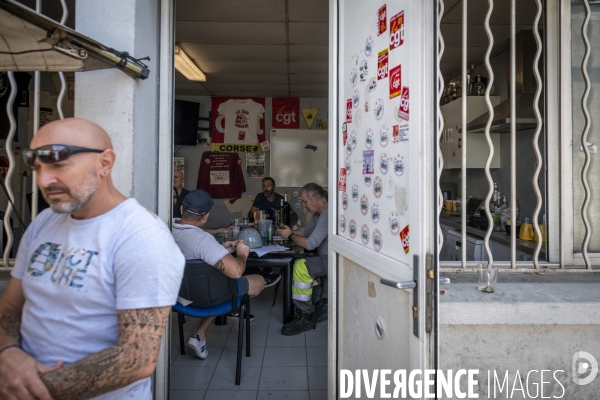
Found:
[174,45,206,81]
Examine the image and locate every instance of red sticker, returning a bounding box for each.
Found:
[389,65,401,99]
[398,86,409,121]
[338,168,347,192]
[400,225,410,254]
[377,5,387,36]
[377,49,389,81]
[390,11,404,50]
[342,123,348,145]
[346,99,353,123]
[392,125,399,142]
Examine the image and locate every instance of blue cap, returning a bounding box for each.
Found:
[182,190,214,215]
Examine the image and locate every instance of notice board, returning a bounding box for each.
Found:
[270,129,328,188]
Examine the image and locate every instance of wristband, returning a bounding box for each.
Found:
[289,233,295,241]
[0,343,19,355]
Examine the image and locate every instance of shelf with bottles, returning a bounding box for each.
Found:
[440,64,494,106]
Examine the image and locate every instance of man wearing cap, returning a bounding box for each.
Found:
[172,190,276,359]
[0,118,185,399]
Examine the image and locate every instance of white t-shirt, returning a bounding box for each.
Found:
[217,99,265,144]
[171,220,228,265]
[11,198,185,400]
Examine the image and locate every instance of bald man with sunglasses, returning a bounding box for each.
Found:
[0,118,185,400]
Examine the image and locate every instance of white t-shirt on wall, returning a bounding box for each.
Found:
[11,199,185,400]
[217,99,265,144]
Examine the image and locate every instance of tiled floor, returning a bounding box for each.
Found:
[169,284,329,400]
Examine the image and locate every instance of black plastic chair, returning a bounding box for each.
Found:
[172,259,251,385]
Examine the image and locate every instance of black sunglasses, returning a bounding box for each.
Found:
[23,144,105,167]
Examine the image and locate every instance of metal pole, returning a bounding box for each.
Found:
[31,0,42,220]
[510,0,517,268]
[461,0,467,269]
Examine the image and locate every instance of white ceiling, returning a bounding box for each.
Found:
[175,0,329,98]
[175,0,540,98]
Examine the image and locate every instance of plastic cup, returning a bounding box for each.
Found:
[267,224,274,244]
[477,264,498,293]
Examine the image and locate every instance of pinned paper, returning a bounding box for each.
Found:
[302,108,319,129]
[260,140,270,151]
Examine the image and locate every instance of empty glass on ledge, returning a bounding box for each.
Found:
[477,264,498,293]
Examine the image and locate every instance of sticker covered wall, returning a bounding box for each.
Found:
[337,0,416,264]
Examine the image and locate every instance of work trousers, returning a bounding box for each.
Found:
[292,255,328,312]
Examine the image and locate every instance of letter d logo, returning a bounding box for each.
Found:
[572,351,598,385]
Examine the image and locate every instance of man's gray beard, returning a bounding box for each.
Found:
[45,169,100,214]
[263,191,273,197]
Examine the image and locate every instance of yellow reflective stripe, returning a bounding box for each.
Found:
[292,258,313,298]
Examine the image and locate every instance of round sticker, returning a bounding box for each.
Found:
[340,215,347,233]
[341,192,349,210]
[374,98,384,120]
[364,176,373,187]
[360,194,369,215]
[373,229,383,251]
[293,191,298,197]
[365,37,374,57]
[393,154,405,176]
[346,140,354,155]
[350,68,358,87]
[365,128,374,149]
[352,89,360,108]
[345,157,352,175]
[373,176,383,198]
[389,211,400,234]
[361,224,370,244]
[380,153,389,174]
[349,219,357,239]
[351,184,359,202]
[371,203,380,223]
[359,60,369,81]
[379,125,389,147]
[295,202,301,208]
[351,130,358,147]
[355,108,363,127]
[205,159,210,164]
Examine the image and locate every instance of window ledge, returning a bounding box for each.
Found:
[440,273,600,325]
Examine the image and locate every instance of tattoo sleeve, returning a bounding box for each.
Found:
[0,307,21,343]
[39,306,170,400]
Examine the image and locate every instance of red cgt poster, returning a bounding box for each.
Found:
[211,97,266,143]
[272,98,300,129]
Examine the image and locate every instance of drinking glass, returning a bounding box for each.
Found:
[267,224,274,245]
[477,264,498,293]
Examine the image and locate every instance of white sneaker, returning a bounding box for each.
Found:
[186,334,208,359]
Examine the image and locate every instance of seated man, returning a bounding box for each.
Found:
[249,176,297,224]
[277,183,328,336]
[173,190,275,359]
[173,169,190,218]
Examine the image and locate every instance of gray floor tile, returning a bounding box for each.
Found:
[309,390,328,400]
[305,331,327,348]
[226,329,268,348]
[230,315,271,332]
[169,390,206,400]
[208,366,262,391]
[170,350,179,365]
[218,347,266,367]
[171,366,215,391]
[263,348,307,367]
[308,367,327,391]
[306,348,327,367]
[207,320,235,332]
[257,391,309,400]
[312,320,328,331]
[266,331,307,348]
[172,348,224,367]
[259,367,309,391]
[204,390,257,400]
[205,330,230,348]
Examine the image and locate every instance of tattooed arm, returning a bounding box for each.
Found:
[39,306,171,400]
[0,278,56,400]
[213,241,250,279]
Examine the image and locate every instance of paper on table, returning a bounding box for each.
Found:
[252,245,289,257]
[177,296,193,306]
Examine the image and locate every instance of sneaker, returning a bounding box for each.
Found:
[314,298,328,323]
[264,274,281,288]
[228,312,255,322]
[281,310,314,336]
[185,333,208,359]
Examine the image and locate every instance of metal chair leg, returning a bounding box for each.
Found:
[271,269,283,306]
[235,303,244,386]
[177,312,186,355]
[312,276,328,330]
[245,298,251,356]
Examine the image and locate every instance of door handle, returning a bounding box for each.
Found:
[380,279,416,290]
[380,277,451,291]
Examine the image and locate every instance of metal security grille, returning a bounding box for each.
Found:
[436,0,597,271]
[0,0,68,271]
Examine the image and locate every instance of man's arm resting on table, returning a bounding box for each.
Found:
[213,253,247,279]
[39,306,171,400]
